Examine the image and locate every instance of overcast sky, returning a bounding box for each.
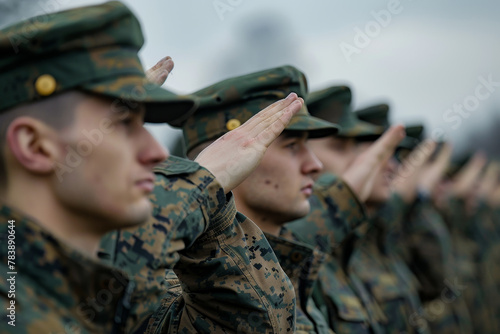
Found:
[2,0,500,157]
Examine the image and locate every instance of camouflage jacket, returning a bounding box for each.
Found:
[0,205,132,334]
[100,156,296,333]
[444,197,498,334]
[402,196,473,334]
[349,216,428,334]
[287,173,385,334]
[267,230,333,334]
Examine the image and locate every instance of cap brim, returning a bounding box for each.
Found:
[397,137,421,150]
[285,114,340,138]
[339,120,385,139]
[82,75,198,125]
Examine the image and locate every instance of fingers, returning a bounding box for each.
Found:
[432,142,452,175]
[194,93,304,194]
[146,56,174,85]
[342,125,405,202]
[453,152,487,197]
[238,93,302,148]
[241,93,299,134]
[254,98,303,148]
[401,140,437,173]
[368,125,406,167]
[478,162,500,198]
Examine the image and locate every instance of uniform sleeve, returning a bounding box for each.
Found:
[404,198,453,301]
[149,195,296,334]
[287,173,367,254]
[100,156,296,334]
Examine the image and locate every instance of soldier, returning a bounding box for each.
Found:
[288,87,415,334]
[0,2,302,333]
[391,139,475,333]
[349,106,431,334]
[439,155,500,333]
[179,65,339,333]
[180,73,405,334]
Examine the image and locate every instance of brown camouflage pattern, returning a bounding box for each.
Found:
[287,173,388,333]
[0,205,132,334]
[266,231,333,334]
[100,156,296,333]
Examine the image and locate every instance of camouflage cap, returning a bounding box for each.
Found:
[307,86,384,139]
[0,1,197,125]
[181,65,339,154]
[355,104,390,130]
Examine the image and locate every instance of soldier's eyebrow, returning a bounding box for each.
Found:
[281,131,308,140]
[110,100,146,120]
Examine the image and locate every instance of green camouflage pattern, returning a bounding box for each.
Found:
[0,205,132,334]
[440,197,499,334]
[354,104,390,130]
[266,231,333,334]
[99,156,296,333]
[180,65,339,154]
[287,173,387,333]
[0,1,196,124]
[400,197,473,334]
[307,86,384,139]
[349,214,429,334]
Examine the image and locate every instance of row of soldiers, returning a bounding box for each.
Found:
[1,1,499,333]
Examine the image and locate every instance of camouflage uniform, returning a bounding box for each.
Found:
[350,196,429,334]
[351,123,430,334]
[287,87,389,334]
[288,172,387,334]
[0,205,133,334]
[440,197,499,334]
[267,230,334,334]
[101,156,297,334]
[179,66,340,333]
[0,2,200,333]
[402,196,473,334]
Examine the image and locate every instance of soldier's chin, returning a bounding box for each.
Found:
[368,190,391,204]
[117,200,152,228]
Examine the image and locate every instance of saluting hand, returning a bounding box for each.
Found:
[451,152,487,199]
[146,56,174,86]
[342,125,406,202]
[195,93,304,193]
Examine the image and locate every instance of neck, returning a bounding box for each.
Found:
[249,215,283,236]
[5,181,101,258]
[364,202,380,218]
[233,199,283,236]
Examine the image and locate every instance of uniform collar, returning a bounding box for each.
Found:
[0,204,132,333]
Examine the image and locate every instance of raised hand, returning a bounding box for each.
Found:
[477,162,500,200]
[342,125,406,202]
[391,140,438,203]
[195,93,304,193]
[146,56,174,85]
[451,152,487,198]
[418,142,453,195]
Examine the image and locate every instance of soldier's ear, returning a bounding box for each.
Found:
[6,116,62,174]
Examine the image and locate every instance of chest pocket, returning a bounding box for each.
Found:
[352,246,409,302]
[318,260,368,322]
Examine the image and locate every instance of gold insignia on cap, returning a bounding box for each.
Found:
[35,74,57,96]
[226,118,241,131]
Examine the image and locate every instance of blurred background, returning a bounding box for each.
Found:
[2,0,500,159]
